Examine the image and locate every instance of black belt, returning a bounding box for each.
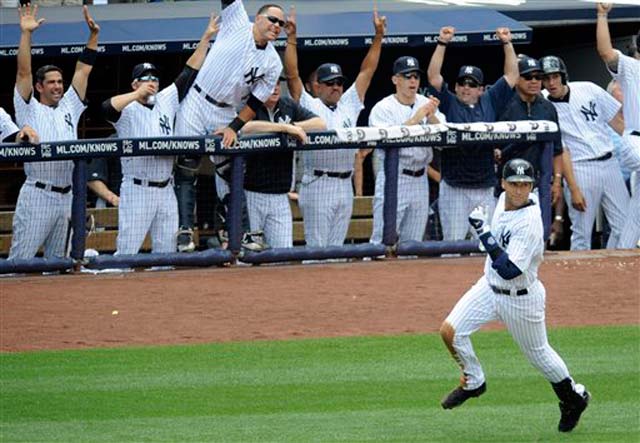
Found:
[133,178,171,188]
[490,285,528,296]
[402,168,426,177]
[630,131,640,137]
[194,84,231,108]
[313,169,352,179]
[587,152,613,162]
[34,181,71,194]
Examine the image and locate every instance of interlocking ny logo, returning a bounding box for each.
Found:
[244,67,265,86]
[580,101,598,122]
[64,113,73,129]
[500,230,511,248]
[527,59,537,67]
[464,66,474,74]
[159,115,171,135]
[517,165,525,175]
[407,58,416,67]
[330,65,339,73]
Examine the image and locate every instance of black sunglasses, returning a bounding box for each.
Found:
[456,78,480,88]
[522,73,543,81]
[137,75,159,82]
[401,72,420,80]
[262,14,286,27]
[322,79,344,87]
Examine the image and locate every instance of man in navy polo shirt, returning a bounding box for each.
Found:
[427,26,518,241]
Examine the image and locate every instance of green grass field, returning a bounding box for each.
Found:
[1,325,638,442]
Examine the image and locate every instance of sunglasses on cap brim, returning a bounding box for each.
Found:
[262,14,286,27]
[321,78,345,87]
[136,75,159,82]
[521,73,543,81]
[456,78,480,88]
[399,72,421,80]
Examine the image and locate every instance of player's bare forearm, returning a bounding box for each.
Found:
[88,180,119,206]
[596,3,618,67]
[241,121,284,134]
[284,42,303,102]
[608,110,624,136]
[187,14,219,71]
[72,6,100,100]
[427,46,446,92]
[427,166,441,183]
[498,28,518,87]
[294,117,325,132]
[16,32,33,100]
[355,33,383,101]
[109,91,140,113]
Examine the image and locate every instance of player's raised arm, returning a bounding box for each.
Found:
[186,14,220,72]
[284,6,303,102]
[427,26,454,92]
[71,6,100,101]
[496,27,518,87]
[16,3,45,101]
[354,5,386,102]
[596,3,618,69]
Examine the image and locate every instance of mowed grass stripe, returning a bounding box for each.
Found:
[1,325,638,442]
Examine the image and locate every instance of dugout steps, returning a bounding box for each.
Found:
[0,196,374,255]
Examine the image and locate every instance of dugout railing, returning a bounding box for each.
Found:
[0,122,559,274]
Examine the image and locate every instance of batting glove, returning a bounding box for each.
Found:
[469,205,490,235]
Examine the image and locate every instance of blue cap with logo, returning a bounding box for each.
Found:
[518,56,542,76]
[132,62,159,81]
[457,65,484,85]
[316,63,347,83]
[393,56,423,75]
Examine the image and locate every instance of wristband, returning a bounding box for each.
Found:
[503,41,511,46]
[228,117,245,133]
[554,215,564,222]
[437,39,448,47]
[78,47,97,66]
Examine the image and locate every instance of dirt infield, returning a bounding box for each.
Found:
[1,250,638,352]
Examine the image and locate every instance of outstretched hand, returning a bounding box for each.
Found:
[215,127,238,148]
[83,5,100,34]
[205,14,220,36]
[19,3,45,33]
[284,5,297,37]
[373,4,387,36]
[495,27,511,44]
[597,3,612,14]
[469,205,490,234]
[439,26,455,43]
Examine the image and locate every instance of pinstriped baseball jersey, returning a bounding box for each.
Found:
[485,192,543,290]
[13,86,86,186]
[110,84,179,181]
[300,85,364,171]
[543,82,620,161]
[608,51,640,132]
[195,0,281,109]
[0,107,19,140]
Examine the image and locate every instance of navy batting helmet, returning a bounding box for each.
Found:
[540,56,569,84]
[503,158,535,183]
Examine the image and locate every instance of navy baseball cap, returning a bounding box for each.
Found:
[393,56,423,75]
[316,63,347,83]
[518,56,542,76]
[457,65,484,85]
[132,62,159,81]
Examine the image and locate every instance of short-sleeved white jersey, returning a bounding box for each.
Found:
[543,81,620,162]
[195,0,282,110]
[485,192,544,290]
[0,107,19,141]
[13,86,86,186]
[607,50,640,133]
[300,85,364,171]
[110,84,179,181]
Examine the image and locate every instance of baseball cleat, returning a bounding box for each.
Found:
[441,382,486,409]
[558,388,590,432]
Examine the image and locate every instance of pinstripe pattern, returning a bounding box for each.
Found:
[439,180,496,241]
[109,84,180,255]
[368,95,444,244]
[563,157,629,250]
[444,193,570,390]
[0,107,19,139]
[619,134,640,248]
[9,87,86,259]
[608,51,640,132]
[298,84,364,247]
[245,190,292,248]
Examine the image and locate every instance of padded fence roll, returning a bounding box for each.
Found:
[382,146,399,246]
[71,159,88,261]
[228,155,245,254]
[539,141,553,241]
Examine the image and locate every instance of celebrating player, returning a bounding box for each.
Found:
[241,76,326,249]
[284,5,386,247]
[439,158,590,433]
[101,15,219,255]
[9,4,99,260]
[366,56,444,245]
[541,55,629,250]
[427,26,518,241]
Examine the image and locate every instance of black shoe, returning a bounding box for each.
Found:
[558,389,590,432]
[441,382,486,409]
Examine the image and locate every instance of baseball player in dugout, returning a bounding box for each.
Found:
[596,2,640,248]
[541,55,629,250]
[365,56,445,245]
[101,15,219,255]
[241,76,326,249]
[427,26,518,242]
[9,4,99,260]
[0,107,38,144]
[440,158,590,433]
[173,0,283,252]
[497,56,564,241]
[284,5,385,247]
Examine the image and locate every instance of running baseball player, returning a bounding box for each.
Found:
[102,15,218,255]
[541,55,629,250]
[9,4,99,260]
[173,0,284,251]
[0,107,38,144]
[366,56,445,244]
[440,158,590,433]
[284,5,386,247]
[427,26,518,241]
[242,78,325,248]
[597,3,640,248]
